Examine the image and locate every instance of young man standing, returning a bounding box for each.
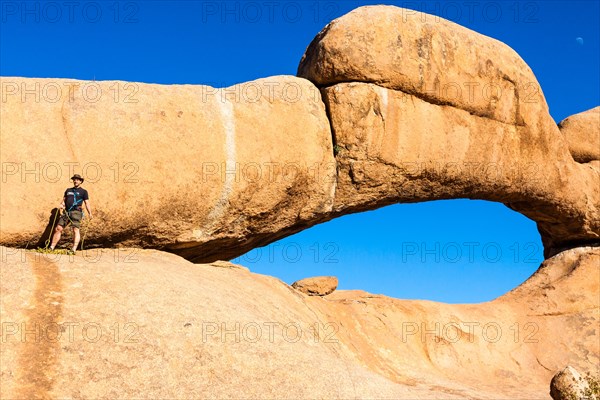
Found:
[49,174,93,254]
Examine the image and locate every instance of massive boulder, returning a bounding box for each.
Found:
[298,5,600,257]
[558,106,600,163]
[298,5,542,127]
[0,76,336,262]
[1,246,598,398]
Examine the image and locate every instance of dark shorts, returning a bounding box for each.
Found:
[57,210,83,229]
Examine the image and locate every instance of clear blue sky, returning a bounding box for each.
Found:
[2,1,598,303]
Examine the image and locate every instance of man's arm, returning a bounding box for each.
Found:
[59,196,66,209]
[84,199,93,219]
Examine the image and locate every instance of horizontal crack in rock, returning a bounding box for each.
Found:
[318,80,526,127]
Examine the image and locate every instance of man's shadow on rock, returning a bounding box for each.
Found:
[36,208,62,249]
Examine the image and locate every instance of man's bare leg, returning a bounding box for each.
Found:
[49,225,64,250]
[72,227,80,252]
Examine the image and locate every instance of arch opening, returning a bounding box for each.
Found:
[232,199,544,303]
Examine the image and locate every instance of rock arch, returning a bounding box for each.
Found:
[1,6,598,263]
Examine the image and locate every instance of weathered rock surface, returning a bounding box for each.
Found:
[1,246,598,398]
[1,5,599,262]
[298,5,600,257]
[298,5,547,127]
[291,276,338,296]
[550,366,593,400]
[1,5,598,399]
[321,82,600,257]
[558,106,600,163]
[0,76,336,262]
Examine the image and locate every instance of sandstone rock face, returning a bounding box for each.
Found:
[298,5,600,257]
[320,82,600,257]
[1,246,598,398]
[558,106,600,163]
[291,276,338,296]
[550,366,591,400]
[0,76,335,262]
[298,5,546,127]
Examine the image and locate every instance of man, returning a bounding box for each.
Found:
[49,174,93,254]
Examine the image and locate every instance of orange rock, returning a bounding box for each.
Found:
[298,5,547,127]
[1,246,597,398]
[1,5,598,262]
[292,276,338,296]
[550,366,592,400]
[298,5,599,257]
[0,76,335,262]
[559,106,600,163]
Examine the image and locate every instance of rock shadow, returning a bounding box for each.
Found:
[36,208,61,249]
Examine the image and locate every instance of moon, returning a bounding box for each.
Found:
[576,37,584,45]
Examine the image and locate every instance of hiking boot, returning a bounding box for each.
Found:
[66,249,76,255]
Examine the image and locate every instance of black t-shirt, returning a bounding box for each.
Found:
[64,187,89,211]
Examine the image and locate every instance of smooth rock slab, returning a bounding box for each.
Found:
[1,246,598,398]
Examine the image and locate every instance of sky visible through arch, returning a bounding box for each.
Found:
[1,1,598,303]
